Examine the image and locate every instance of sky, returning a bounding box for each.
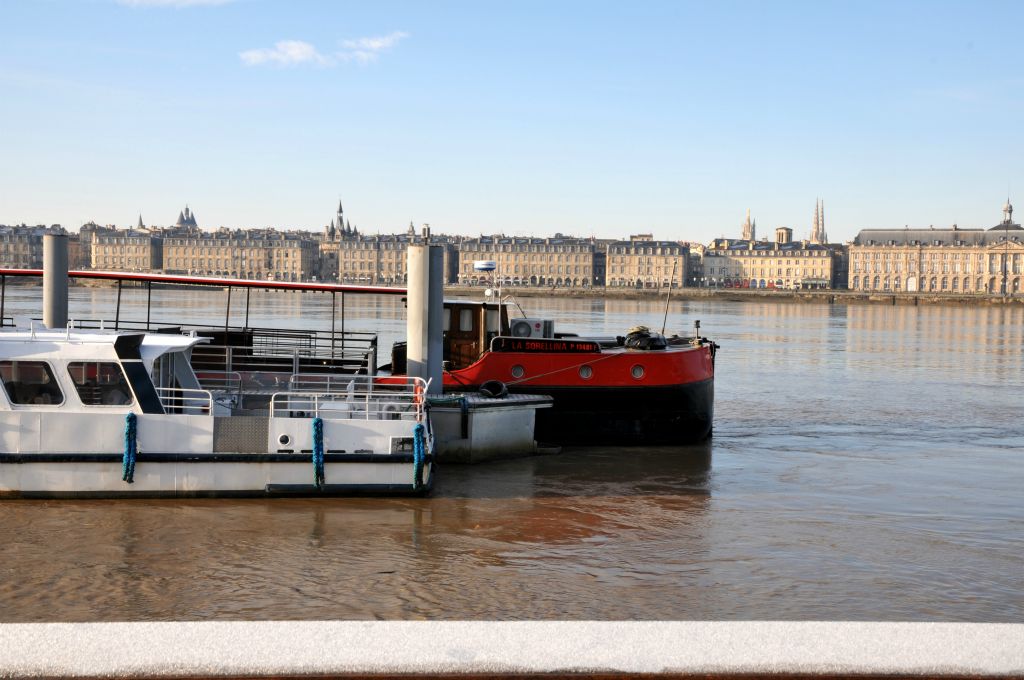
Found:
[1,0,1022,243]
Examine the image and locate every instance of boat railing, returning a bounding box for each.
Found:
[195,370,243,394]
[191,345,378,396]
[60,319,379,376]
[269,376,427,422]
[155,387,213,414]
[191,336,377,378]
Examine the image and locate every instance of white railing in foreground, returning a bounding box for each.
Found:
[270,376,427,422]
[155,387,213,414]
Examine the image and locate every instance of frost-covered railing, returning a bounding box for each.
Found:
[269,376,427,422]
[155,387,212,414]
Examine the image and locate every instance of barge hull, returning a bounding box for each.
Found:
[511,378,714,446]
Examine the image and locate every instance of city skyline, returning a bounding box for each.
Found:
[2,1,1022,241]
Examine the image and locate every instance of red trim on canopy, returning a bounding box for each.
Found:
[0,268,407,295]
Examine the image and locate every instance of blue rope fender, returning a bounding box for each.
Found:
[412,421,426,492]
[122,412,137,484]
[311,417,325,489]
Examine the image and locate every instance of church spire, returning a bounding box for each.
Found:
[810,198,827,244]
[741,209,755,241]
[137,214,144,229]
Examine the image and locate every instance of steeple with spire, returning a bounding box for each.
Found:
[741,209,756,241]
[810,198,828,244]
[137,214,144,230]
[174,205,198,229]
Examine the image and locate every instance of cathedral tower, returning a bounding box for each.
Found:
[811,199,828,244]
[742,209,756,241]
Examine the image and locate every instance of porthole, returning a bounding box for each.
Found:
[579,365,593,380]
[511,365,525,379]
[278,434,291,446]
[630,364,645,380]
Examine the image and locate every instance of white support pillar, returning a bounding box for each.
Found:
[43,234,69,329]
[406,244,444,394]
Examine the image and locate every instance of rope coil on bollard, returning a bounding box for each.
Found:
[122,412,137,484]
[312,416,325,490]
[412,422,426,492]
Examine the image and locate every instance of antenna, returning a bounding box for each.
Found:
[660,259,678,335]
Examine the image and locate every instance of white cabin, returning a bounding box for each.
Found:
[0,329,433,498]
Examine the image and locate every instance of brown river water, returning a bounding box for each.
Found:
[0,287,1021,621]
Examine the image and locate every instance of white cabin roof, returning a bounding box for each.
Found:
[0,329,204,362]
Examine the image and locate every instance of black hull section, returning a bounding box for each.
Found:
[509,378,714,446]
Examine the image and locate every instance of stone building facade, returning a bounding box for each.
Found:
[163,228,319,281]
[606,235,688,288]
[91,229,163,273]
[848,201,1024,294]
[0,224,66,269]
[457,235,600,287]
[319,206,458,284]
[702,232,839,289]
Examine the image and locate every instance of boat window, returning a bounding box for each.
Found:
[459,309,474,332]
[67,362,134,406]
[484,308,501,333]
[0,361,64,405]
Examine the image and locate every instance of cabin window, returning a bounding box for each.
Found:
[67,362,133,406]
[459,309,474,332]
[0,361,64,405]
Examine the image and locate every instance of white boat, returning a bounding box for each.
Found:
[0,327,434,498]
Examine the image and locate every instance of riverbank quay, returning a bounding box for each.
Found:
[6,277,1022,308]
[0,621,1020,678]
[450,285,1024,307]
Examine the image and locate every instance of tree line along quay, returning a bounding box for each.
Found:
[1,199,1021,299]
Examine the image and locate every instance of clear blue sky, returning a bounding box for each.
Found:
[1,0,1022,242]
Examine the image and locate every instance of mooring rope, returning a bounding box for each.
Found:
[412,421,426,492]
[122,412,137,484]
[312,416,325,490]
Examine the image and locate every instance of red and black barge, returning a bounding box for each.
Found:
[398,301,717,446]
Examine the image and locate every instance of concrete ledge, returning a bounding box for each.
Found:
[0,622,1021,678]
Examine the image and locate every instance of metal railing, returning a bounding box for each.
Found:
[190,343,377,378]
[155,386,213,414]
[269,376,427,422]
[62,320,379,376]
[195,370,242,394]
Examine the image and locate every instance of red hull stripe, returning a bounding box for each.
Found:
[444,345,714,389]
[0,268,407,296]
